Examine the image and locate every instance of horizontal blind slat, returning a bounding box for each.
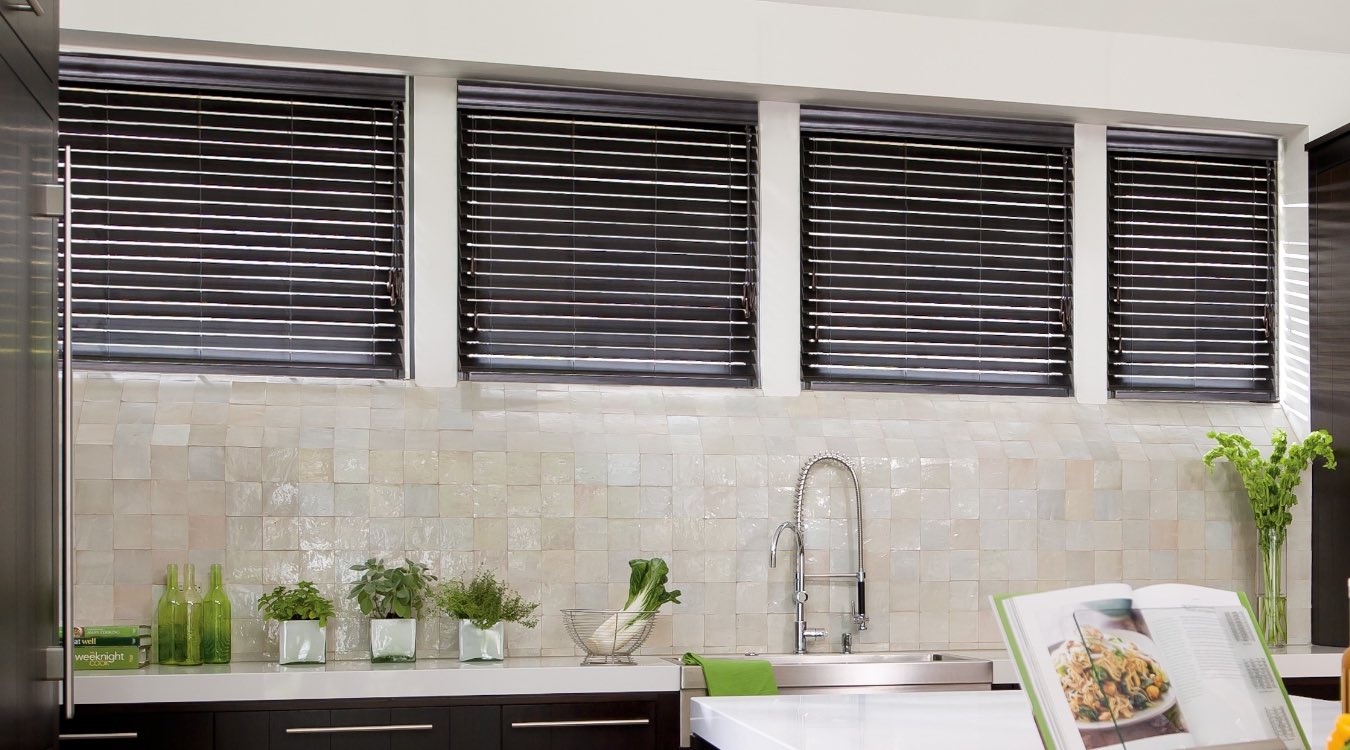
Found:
[459,92,757,384]
[802,124,1072,394]
[59,63,406,375]
[1107,138,1275,399]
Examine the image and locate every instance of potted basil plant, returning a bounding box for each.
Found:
[258,581,335,665]
[434,569,539,661]
[348,558,436,663]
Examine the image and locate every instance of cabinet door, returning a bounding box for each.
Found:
[271,710,332,750]
[502,701,657,750]
[331,708,448,750]
[450,706,499,749]
[0,0,57,83]
[59,711,211,749]
[271,708,450,750]
[215,712,268,748]
[0,37,57,750]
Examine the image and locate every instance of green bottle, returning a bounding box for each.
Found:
[200,563,231,664]
[155,564,183,665]
[175,564,204,666]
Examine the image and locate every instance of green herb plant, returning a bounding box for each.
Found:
[348,558,437,620]
[434,569,540,630]
[1203,428,1335,644]
[257,581,335,627]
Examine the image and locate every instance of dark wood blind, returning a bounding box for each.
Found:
[58,55,407,377]
[458,82,758,387]
[801,107,1074,394]
[1108,128,1278,400]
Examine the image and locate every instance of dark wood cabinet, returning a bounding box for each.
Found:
[0,1,60,749]
[1308,125,1350,645]
[269,708,451,750]
[449,706,500,749]
[59,693,677,750]
[0,0,58,85]
[502,700,660,749]
[57,712,211,750]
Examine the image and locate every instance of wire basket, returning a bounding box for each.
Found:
[561,609,660,665]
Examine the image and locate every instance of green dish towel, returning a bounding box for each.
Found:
[682,652,778,697]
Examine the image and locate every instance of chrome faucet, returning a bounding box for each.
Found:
[770,520,826,654]
[769,452,868,655]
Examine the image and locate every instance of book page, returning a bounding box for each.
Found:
[999,584,1136,750]
[1130,604,1303,750]
[1133,584,1243,610]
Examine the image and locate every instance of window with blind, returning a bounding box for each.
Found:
[58,55,407,377]
[1107,129,1278,400]
[801,107,1074,394]
[458,81,758,387]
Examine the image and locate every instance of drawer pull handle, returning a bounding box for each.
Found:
[511,719,650,729]
[2,0,44,15]
[285,724,433,735]
[58,733,139,741]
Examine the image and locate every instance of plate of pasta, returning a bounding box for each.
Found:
[1050,626,1175,728]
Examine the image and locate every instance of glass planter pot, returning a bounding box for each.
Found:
[458,621,505,662]
[279,620,327,665]
[369,618,417,663]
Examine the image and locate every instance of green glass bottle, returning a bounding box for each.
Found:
[175,564,204,666]
[200,563,231,664]
[155,564,182,665]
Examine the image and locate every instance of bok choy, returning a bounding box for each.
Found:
[585,558,681,652]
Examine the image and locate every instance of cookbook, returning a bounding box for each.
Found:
[993,583,1307,750]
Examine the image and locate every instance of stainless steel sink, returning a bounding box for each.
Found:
[672,651,990,689]
[674,652,992,745]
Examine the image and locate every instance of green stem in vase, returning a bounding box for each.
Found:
[1258,531,1287,646]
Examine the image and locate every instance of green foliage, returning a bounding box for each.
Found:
[434,569,539,630]
[257,581,335,627]
[347,558,437,620]
[622,558,682,625]
[1203,428,1336,548]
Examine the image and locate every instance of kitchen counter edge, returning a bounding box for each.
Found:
[72,656,680,704]
[71,646,1341,705]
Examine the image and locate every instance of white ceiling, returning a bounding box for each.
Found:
[766,0,1350,55]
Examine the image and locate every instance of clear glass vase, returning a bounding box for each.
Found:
[1257,527,1287,648]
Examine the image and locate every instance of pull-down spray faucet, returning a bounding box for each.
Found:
[769,452,868,654]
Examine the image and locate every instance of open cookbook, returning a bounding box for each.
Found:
[993,584,1307,750]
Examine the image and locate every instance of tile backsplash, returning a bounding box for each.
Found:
[71,372,1308,660]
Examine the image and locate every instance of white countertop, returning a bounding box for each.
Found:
[73,656,680,705]
[949,646,1344,685]
[72,646,1343,706]
[690,691,1341,750]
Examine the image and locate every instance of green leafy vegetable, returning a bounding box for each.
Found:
[257,581,335,627]
[622,557,682,623]
[347,558,437,620]
[434,569,539,630]
[586,558,681,651]
[1202,429,1336,548]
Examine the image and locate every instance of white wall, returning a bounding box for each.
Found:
[60,0,1350,138]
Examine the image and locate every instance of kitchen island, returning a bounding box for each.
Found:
[690,691,1341,750]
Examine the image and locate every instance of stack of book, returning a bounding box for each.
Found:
[69,625,151,670]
